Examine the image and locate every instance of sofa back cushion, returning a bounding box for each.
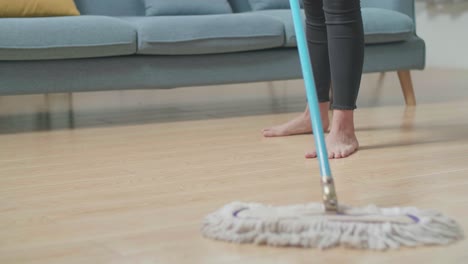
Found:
[143,0,232,16]
[74,0,252,16]
[361,0,415,20]
[74,0,145,16]
[248,0,302,11]
[228,0,253,12]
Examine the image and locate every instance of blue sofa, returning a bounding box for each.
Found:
[0,0,424,105]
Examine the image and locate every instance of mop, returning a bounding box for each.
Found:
[201,0,464,250]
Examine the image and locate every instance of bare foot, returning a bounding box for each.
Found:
[305,110,359,159]
[262,103,330,137]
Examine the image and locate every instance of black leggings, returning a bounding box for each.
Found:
[303,0,364,110]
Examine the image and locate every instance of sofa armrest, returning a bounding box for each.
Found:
[361,0,415,22]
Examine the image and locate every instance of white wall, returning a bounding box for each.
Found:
[415,0,468,69]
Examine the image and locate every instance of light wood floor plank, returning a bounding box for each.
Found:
[1,68,468,263]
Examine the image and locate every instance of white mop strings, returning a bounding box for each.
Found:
[201,202,464,250]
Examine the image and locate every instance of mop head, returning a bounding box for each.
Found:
[201,202,464,250]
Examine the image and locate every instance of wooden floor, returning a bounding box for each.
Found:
[1,68,468,263]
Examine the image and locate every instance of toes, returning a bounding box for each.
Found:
[305,151,317,159]
[262,130,276,137]
[306,146,359,159]
[335,152,343,159]
[262,127,286,137]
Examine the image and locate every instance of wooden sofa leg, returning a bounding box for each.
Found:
[397,70,416,106]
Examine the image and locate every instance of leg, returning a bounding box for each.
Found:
[306,0,363,159]
[325,0,364,111]
[398,70,416,106]
[263,0,331,137]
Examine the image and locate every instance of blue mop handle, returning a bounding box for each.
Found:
[288,0,332,178]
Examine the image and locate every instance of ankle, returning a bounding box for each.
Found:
[319,102,331,122]
[331,110,355,133]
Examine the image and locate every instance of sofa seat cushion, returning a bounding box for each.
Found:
[0,15,137,61]
[256,7,414,46]
[119,13,285,55]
